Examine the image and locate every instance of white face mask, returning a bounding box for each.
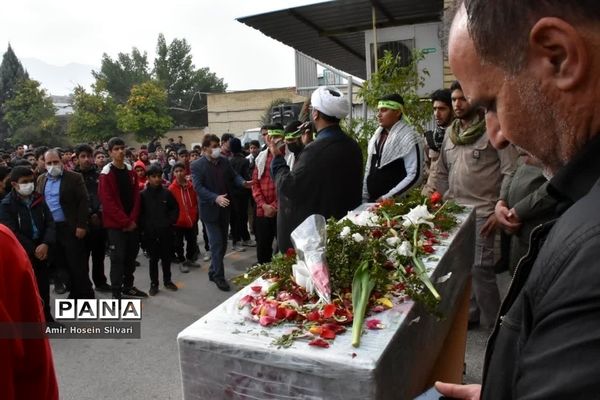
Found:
[46,165,63,177]
[149,159,159,164]
[210,148,221,159]
[168,159,176,167]
[17,182,35,196]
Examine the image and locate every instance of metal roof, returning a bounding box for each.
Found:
[237,0,443,79]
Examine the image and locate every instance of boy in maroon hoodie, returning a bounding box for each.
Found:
[98,137,147,299]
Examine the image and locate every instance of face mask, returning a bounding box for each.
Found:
[150,159,159,164]
[210,148,221,159]
[46,165,63,177]
[168,159,176,167]
[17,182,34,196]
[287,142,304,155]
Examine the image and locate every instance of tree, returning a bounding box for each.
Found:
[154,33,226,126]
[117,81,172,142]
[3,79,55,133]
[68,85,120,142]
[358,50,432,134]
[0,44,29,142]
[92,48,151,104]
[2,78,67,147]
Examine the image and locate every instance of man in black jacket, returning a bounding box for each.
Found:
[270,86,363,251]
[0,166,56,322]
[74,144,110,292]
[436,2,600,399]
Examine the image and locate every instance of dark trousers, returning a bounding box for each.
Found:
[203,210,229,280]
[32,256,52,320]
[255,216,277,264]
[145,229,173,285]
[107,229,139,297]
[54,223,94,299]
[201,221,210,252]
[230,193,250,243]
[174,226,199,261]
[85,227,108,287]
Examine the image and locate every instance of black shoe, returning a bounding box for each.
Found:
[149,285,159,296]
[95,283,112,293]
[188,250,200,262]
[164,282,178,291]
[122,286,148,298]
[208,275,215,282]
[54,282,67,295]
[214,279,230,292]
[183,260,200,268]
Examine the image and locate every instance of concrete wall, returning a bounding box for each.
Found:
[123,128,207,150]
[207,87,307,137]
[443,0,457,87]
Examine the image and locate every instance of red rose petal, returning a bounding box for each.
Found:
[284,309,298,321]
[306,310,321,322]
[308,338,330,348]
[366,319,383,330]
[322,304,336,319]
[250,286,262,293]
[259,316,276,326]
[238,295,255,308]
[320,328,336,340]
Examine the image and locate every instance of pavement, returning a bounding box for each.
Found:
[50,238,510,399]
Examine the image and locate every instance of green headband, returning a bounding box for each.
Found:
[377,100,403,110]
[268,129,285,137]
[285,130,302,140]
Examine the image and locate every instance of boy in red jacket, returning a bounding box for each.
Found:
[98,137,147,299]
[168,162,200,272]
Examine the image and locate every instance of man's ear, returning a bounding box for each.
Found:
[528,17,589,90]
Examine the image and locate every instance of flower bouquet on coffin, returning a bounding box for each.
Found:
[232,189,463,349]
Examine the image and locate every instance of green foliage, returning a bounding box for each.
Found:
[341,117,379,167]
[10,117,70,148]
[3,79,56,133]
[92,48,151,104]
[117,81,173,142]
[358,50,432,134]
[0,44,29,142]
[154,33,227,123]
[68,85,120,142]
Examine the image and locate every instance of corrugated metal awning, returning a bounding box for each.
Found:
[237,0,443,79]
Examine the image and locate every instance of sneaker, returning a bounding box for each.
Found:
[203,251,211,262]
[183,260,201,268]
[242,239,256,247]
[94,283,112,293]
[179,264,190,273]
[149,285,159,296]
[164,282,178,291]
[173,255,186,264]
[232,244,246,252]
[214,278,230,292]
[54,282,67,295]
[122,286,148,298]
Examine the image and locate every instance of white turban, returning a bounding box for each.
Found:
[310,86,349,119]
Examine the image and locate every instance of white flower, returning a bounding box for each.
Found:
[345,210,379,227]
[402,205,434,228]
[352,233,364,243]
[386,236,400,247]
[397,241,412,257]
[340,226,352,238]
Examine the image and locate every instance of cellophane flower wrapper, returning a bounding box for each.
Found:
[291,215,331,303]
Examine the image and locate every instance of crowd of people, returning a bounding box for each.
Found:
[3,2,600,395]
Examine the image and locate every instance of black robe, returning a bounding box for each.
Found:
[272,125,363,253]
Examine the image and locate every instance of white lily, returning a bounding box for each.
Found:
[397,241,412,257]
[346,210,379,227]
[402,205,435,228]
[352,233,364,243]
[386,236,400,247]
[340,226,352,238]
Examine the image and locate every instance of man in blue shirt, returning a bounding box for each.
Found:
[37,149,94,299]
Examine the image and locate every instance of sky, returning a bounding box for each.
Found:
[0,0,327,93]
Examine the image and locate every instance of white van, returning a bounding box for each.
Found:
[240,128,265,148]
